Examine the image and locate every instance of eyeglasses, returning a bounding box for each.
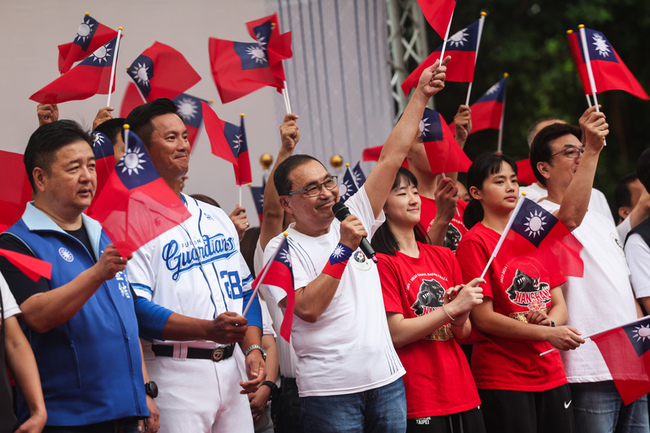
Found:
[287,176,338,197]
[550,146,585,160]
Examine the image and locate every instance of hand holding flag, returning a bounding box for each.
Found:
[243,233,295,342]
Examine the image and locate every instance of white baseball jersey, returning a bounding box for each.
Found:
[128,193,254,347]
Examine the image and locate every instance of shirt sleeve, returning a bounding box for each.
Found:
[345,185,386,239]
[456,238,493,299]
[0,234,51,305]
[126,243,156,300]
[1,273,20,320]
[626,233,650,299]
[617,217,632,244]
[377,255,404,315]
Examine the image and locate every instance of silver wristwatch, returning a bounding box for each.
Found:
[245,344,267,361]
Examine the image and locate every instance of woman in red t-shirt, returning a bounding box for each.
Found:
[455,153,584,433]
[372,167,486,433]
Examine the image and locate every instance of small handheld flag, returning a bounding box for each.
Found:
[421,108,472,175]
[58,13,118,73]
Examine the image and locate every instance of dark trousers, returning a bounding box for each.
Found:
[271,377,304,433]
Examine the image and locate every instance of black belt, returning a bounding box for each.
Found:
[152,344,235,362]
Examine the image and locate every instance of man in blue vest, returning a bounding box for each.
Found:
[0,120,159,432]
[626,148,650,313]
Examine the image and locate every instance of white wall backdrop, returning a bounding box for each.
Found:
[0,0,393,221]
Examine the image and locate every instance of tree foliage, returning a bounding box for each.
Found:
[426,0,650,208]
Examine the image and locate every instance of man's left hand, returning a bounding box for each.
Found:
[240,350,266,394]
[248,385,272,423]
[144,395,160,432]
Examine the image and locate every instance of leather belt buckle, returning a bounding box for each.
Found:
[211,347,226,362]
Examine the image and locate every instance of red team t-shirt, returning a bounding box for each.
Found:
[455,223,568,392]
[419,196,468,252]
[377,243,481,418]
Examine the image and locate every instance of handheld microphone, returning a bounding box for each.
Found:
[332,202,378,263]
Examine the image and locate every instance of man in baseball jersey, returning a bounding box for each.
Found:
[125,99,265,433]
[264,58,449,432]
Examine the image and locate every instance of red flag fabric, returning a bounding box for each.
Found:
[119,82,145,118]
[362,145,409,168]
[58,13,118,73]
[499,197,584,279]
[567,28,649,100]
[417,0,456,39]
[516,158,538,186]
[469,76,508,133]
[0,248,51,282]
[90,131,115,200]
[31,37,120,104]
[127,42,201,102]
[89,131,191,257]
[0,151,31,233]
[209,13,292,104]
[421,108,472,175]
[201,102,252,185]
[253,235,295,341]
[402,19,481,96]
[591,316,650,405]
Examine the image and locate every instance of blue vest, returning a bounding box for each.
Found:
[3,204,147,426]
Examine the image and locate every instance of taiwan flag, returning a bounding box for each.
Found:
[253,235,295,341]
[91,131,115,199]
[591,316,650,405]
[470,76,507,133]
[127,42,201,102]
[58,13,118,73]
[352,161,366,187]
[402,19,482,96]
[362,145,409,168]
[90,131,192,257]
[516,158,538,185]
[250,181,265,224]
[421,108,472,175]
[209,13,292,104]
[201,102,252,185]
[417,0,456,39]
[173,93,210,150]
[0,150,31,232]
[567,28,649,100]
[339,165,359,203]
[119,82,145,118]
[31,36,120,104]
[499,197,584,279]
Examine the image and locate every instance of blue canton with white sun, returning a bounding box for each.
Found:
[74,15,99,51]
[79,38,116,68]
[584,28,619,64]
[116,134,159,189]
[129,55,155,98]
[510,198,558,248]
[623,318,650,357]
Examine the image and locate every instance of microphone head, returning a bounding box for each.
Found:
[332,202,350,221]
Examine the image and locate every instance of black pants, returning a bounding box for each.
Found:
[407,406,485,433]
[272,377,304,433]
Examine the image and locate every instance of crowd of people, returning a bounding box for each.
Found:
[2,53,650,433]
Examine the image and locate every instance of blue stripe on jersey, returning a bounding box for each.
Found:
[131,282,153,295]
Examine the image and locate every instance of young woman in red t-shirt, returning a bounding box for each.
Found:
[455,153,584,433]
[372,167,486,433]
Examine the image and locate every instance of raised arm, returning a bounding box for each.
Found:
[259,113,300,250]
[426,177,458,245]
[554,106,607,231]
[365,57,450,218]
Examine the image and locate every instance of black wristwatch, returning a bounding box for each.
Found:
[145,381,158,398]
[262,380,278,395]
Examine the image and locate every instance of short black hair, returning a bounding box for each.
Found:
[273,154,324,196]
[638,148,650,192]
[463,152,518,229]
[124,98,180,146]
[24,120,93,190]
[530,123,582,187]
[93,118,125,146]
[614,172,639,210]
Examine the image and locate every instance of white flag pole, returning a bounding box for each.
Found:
[464,12,487,106]
[242,232,289,317]
[282,81,292,114]
[439,10,455,61]
[123,125,131,156]
[577,25,607,146]
[106,27,123,108]
[497,72,509,153]
[540,314,650,356]
[479,195,526,280]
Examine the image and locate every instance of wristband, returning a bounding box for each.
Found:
[322,243,354,279]
[441,304,455,322]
